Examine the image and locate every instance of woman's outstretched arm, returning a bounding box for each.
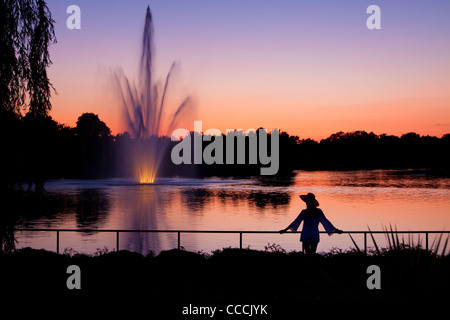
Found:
[319,214,343,235]
[280,211,304,233]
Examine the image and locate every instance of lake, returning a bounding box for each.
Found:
[14,169,450,255]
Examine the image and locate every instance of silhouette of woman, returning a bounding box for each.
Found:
[280,193,343,256]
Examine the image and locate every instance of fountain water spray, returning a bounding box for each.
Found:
[112,6,192,183]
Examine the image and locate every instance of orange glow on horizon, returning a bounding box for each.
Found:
[48,49,450,141]
[50,94,450,141]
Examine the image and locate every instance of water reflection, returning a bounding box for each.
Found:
[11,170,450,254]
[253,175,296,187]
[75,189,110,228]
[117,186,164,254]
[294,169,450,189]
[181,188,214,211]
[217,190,291,209]
[180,187,292,211]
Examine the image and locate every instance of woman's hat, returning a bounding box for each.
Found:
[300,193,319,207]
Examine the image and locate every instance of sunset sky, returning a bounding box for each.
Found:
[46,0,450,140]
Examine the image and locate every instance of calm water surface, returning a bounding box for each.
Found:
[15,170,450,254]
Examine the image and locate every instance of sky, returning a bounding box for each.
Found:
[45,0,450,140]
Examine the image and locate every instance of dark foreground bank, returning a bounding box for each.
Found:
[0,246,448,317]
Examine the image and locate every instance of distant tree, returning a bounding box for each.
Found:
[76,113,111,138]
[324,131,345,142]
[400,132,420,142]
[442,133,450,142]
[75,113,113,178]
[300,138,318,146]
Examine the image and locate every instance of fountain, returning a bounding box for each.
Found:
[112,6,192,183]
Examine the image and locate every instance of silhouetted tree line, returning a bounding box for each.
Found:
[168,130,450,177]
[0,113,110,190]
[296,131,450,172]
[157,129,297,178]
[2,112,449,191]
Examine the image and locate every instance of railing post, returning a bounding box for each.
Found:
[239,232,243,249]
[364,232,367,255]
[178,232,181,250]
[56,230,59,254]
[426,232,428,252]
[116,231,120,252]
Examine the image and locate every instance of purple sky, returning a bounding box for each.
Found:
[46,0,450,139]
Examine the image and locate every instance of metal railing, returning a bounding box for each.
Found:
[13,228,449,254]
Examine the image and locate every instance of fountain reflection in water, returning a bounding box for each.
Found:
[112,6,192,183]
